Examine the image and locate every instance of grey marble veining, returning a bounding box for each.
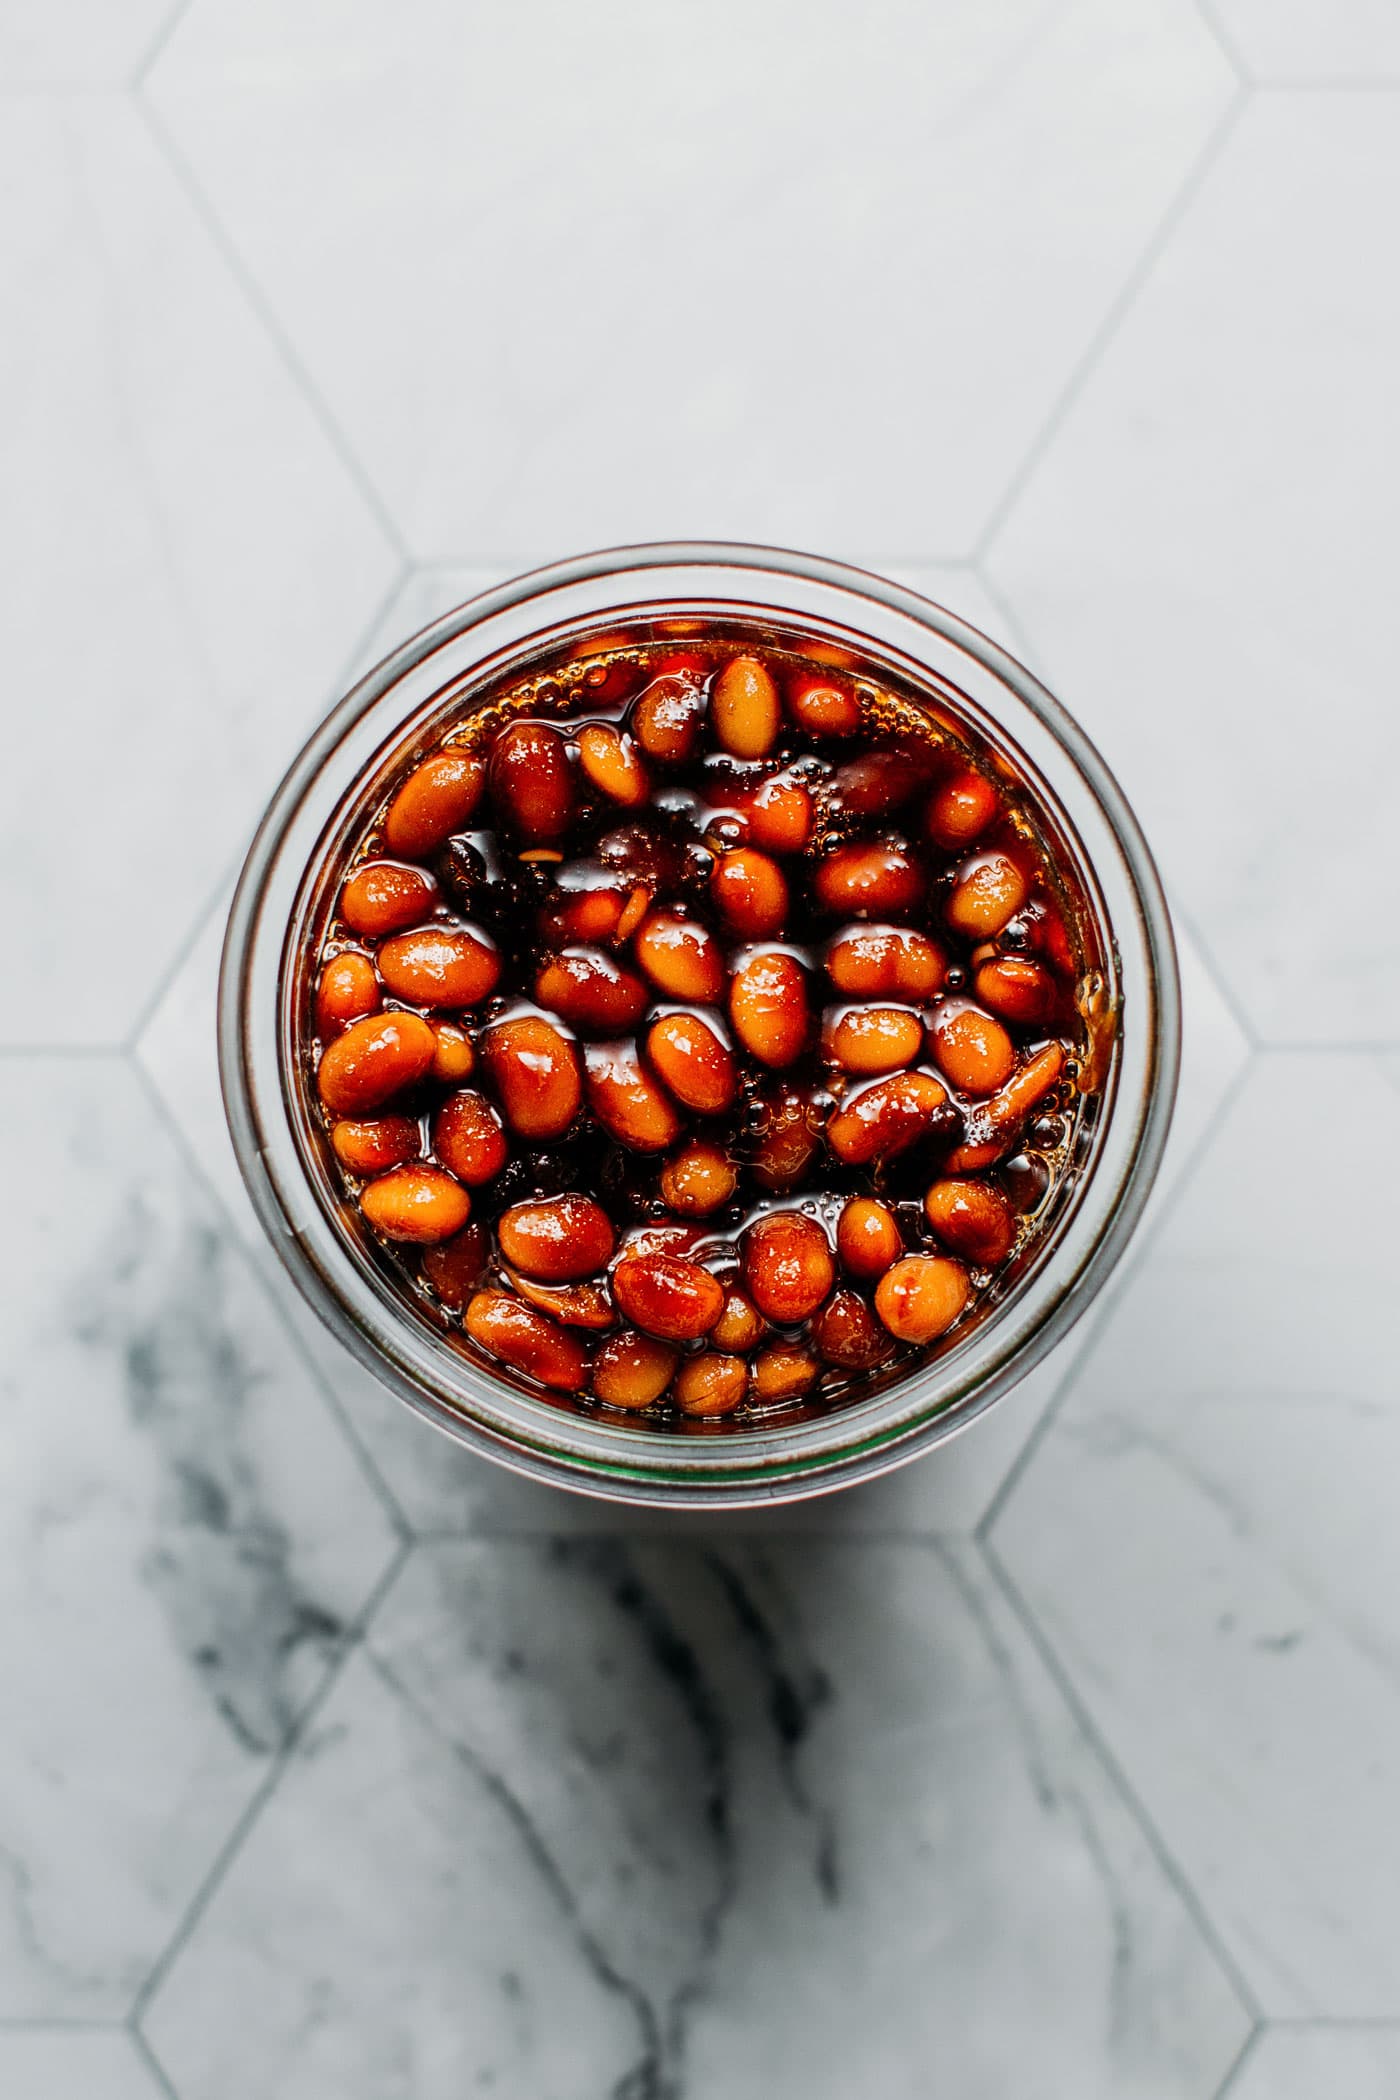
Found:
[0,1061,397,2018]
[144,1539,1247,2097]
[995,1055,1400,2017]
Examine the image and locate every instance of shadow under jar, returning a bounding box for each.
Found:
[221,546,1178,1508]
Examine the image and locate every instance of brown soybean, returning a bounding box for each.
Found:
[465,1290,588,1390]
[632,673,706,764]
[875,1256,971,1344]
[635,909,726,1004]
[433,1088,509,1185]
[330,1116,421,1175]
[814,1290,895,1370]
[361,1164,471,1244]
[429,1020,476,1085]
[535,948,649,1034]
[577,722,650,807]
[750,1084,824,1191]
[743,1211,835,1325]
[315,951,381,1038]
[378,925,501,1008]
[508,1272,615,1331]
[930,1003,1016,1097]
[341,861,439,938]
[384,749,485,858]
[711,1286,768,1353]
[490,722,574,842]
[829,1005,923,1075]
[836,1197,903,1280]
[674,1352,748,1416]
[729,949,810,1067]
[751,1342,821,1404]
[924,1178,1016,1265]
[738,773,812,854]
[925,768,999,851]
[612,1254,725,1341]
[659,1138,738,1216]
[317,1010,437,1115]
[787,674,861,737]
[711,849,789,939]
[585,1041,684,1152]
[646,1013,738,1115]
[815,842,924,920]
[826,925,946,1001]
[421,1224,489,1309]
[712,654,780,759]
[592,1331,678,1410]
[945,852,1028,939]
[498,1194,615,1281]
[974,955,1058,1027]
[826,1070,948,1166]
[481,1018,582,1140]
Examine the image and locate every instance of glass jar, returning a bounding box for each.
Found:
[220,544,1178,1508]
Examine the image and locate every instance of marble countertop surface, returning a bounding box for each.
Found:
[4,2,1398,2094]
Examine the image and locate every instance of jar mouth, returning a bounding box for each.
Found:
[220,543,1179,1507]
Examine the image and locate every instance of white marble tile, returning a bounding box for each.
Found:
[988,94,1400,1046]
[0,2027,166,2100]
[149,0,1232,562]
[0,1,172,85]
[0,1058,397,2018]
[0,97,394,1047]
[995,1054,1400,2016]
[1228,2027,1400,2100]
[343,563,519,689]
[1212,1,1400,82]
[145,1537,1246,2097]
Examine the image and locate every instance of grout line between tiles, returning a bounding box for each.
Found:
[1266,2016,1400,2031]
[1192,0,1253,84]
[1259,79,1400,93]
[1211,2024,1262,2099]
[125,1053,413,1541]
[1156,892,1261,1052]
[122,556,410,1055]
[0,1043,121,1057]
[130,0,195,88]
[977,1053,1256,1539]
[129,1542,413,2031]
[129,2023,181,2100]
[132,94,409,565]
[0,2017,130,2030]
[973,86,1250,566]
[980,1532,1264,2030]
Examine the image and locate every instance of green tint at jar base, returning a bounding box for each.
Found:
[219,544,1179,1508]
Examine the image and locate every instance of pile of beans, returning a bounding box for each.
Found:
[305,633,1099,1424]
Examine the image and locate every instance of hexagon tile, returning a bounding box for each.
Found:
[0,2026,168,2100]
[143,1538,1248,2098]
[994,1053,1400,2017]
[0,2,173,86]
[0,1058,398,2019]
[1226,2026,1400,2100]
[987,90,1400,1044]
[0,94,396,1048]
[147,0,1233,560]
[1212,0,1400,83]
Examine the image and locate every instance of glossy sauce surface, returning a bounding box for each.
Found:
[303,630,1108,1427]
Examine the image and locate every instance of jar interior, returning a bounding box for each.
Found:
[283,599,1121,1439]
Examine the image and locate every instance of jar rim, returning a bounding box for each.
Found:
[219,541,1179,1507]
